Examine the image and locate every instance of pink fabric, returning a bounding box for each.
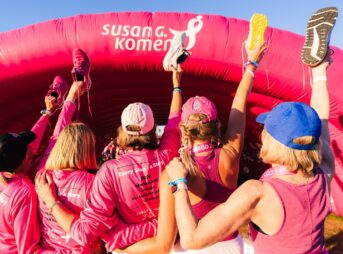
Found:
[251,167,331,254]
[15,115,50,177]
[37,101,76,172]
[181,96,217,123]
[0,175,40,254]
[121,102,155,135]
[70,114,181,249]
[29,115,50,156]
[192,148,238,240]
[1,12,343,217]
[34,100,100,253]
[38,170,96,253]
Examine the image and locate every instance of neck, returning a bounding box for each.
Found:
[191,140,214,154]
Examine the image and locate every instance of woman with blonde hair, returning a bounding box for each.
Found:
[166,53,334,254]
[113,41,266,254]
[35,66,183,252]
[36,78,106,253]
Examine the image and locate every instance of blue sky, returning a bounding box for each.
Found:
[0,0,342,49]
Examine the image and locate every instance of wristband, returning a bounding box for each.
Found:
[313,76,327,83]
[246,69,255,78]
[168,177,187,186]
[48,200,61,213]
[172,182,188,193]
[40,109,52,116]
[244,60,259,69]
[173,87,182,93]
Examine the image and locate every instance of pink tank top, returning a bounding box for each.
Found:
[192,148,238,240]
[251,167,331,254]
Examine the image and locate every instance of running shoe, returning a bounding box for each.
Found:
[71,48,91,87]
[301,7,338,66]
[46,76,68,108]
[247,13,268,50]
[163,32,189,71]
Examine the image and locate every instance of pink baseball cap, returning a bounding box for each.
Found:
[181,96,217,124]
[121,102,155,135]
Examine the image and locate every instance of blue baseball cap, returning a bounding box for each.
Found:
[256,102,321,150]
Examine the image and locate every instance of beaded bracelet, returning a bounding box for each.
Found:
[173,87,182,93]
[244,60,259,69]
[40,109,52,116]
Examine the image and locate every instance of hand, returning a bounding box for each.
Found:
[45,95,58,113]
[66,81,87,102]
[35,171,58,207]
[245,41,267,64]
[166,158,188,181]
[172,65,183,88]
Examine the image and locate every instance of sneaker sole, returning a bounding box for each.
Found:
[301,7,338,66]
[247,13,268,50]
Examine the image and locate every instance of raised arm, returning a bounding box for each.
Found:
[169,66,183,116]
[38,82,86,171]
[29,96,58,155]
[223,42,266,156]
[16,96,58,176]
[310,57,335,186]
[116,171,177,254]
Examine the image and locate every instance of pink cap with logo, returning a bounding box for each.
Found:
[181,96,217,124]
[121,102,155,135]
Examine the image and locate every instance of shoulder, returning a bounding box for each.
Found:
[235,180,265,201]
[220,146,239,165]
[10,177,37,210]
[13,176,35,197]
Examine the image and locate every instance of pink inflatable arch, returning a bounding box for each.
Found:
[0,12,342,216]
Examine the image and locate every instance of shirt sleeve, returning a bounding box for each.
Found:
[70,162,120,246]
[158,112,181,161]
[29,114,50,156]
[103,218,157,251]
[37,101,76,171]
[11,183,41,254]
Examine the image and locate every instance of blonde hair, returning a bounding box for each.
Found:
[117,125,158,151]
[260,129,321,176]
[45,122,97,170]
[179,113,220,177]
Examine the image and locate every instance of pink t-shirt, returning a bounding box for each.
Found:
[0,175,40,254]
[251,167,331,254]
[70,114,181,250]
[39,170,96,253]
[34,101,103,253]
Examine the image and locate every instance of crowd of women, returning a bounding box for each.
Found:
[0,6,339,254]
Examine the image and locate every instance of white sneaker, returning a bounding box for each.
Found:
[163,32,188,71]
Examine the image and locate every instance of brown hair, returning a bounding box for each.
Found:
[117,125,158,151]
[259,129,321,176]
[45,122,97,170]
[179,113,221,176]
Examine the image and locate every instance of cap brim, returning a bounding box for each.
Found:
[256,112,269,124]
[19,131,36,144]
